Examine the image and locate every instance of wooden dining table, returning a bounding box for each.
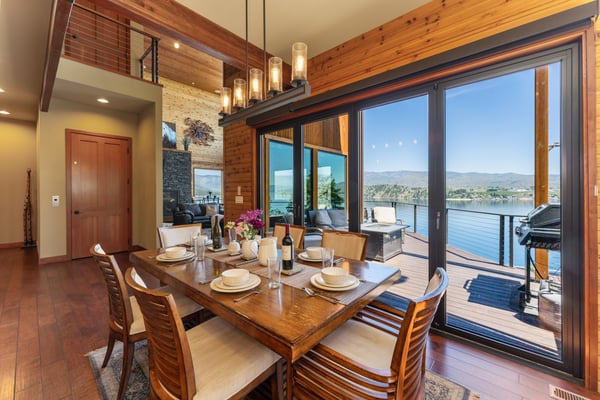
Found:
[130,246,401,399]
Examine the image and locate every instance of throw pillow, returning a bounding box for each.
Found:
[183,203,202,216]
[373,207,396,224]
[205,203,219,216]
[314,209,332,226]
[327,209,347,227]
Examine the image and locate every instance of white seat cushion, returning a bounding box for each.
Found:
[320,319,396,370]
[128,296,146,335]
[187,317,280,400]
[373,207,397,225]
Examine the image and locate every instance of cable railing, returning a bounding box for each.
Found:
[63,3,159,83]
[365,200,533,268]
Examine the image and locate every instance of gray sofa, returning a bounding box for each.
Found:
[173,202,223,229]
[306,209,348,231]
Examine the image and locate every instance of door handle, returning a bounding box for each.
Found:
[436,211,441,230]
[74,210,80,215]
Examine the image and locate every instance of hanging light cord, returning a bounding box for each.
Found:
[245,0,249,83]
[263,0,267,94]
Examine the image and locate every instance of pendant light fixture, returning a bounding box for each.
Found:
[219,0,311,127]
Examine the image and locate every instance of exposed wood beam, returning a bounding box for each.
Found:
[91,0,267,73]
[534,65,549,280]
[41,0,73,112]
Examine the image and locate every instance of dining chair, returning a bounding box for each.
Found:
[272,223,306,250]
[320,229,369,261]
[293,267,449,400]
[90,244,203,400]
[157,224,202,247]
[124,267,283,400]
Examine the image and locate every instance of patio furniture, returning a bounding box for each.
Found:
[124,267,283,400]
[320,229,369,261]
[292,267,448,400]
[90,244,203,400]
[361,223,408,262]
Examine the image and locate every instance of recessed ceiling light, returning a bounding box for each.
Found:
[97,98,109,104]
[174,42,180,49]
[0,88,5,93]
[0,110,10,115]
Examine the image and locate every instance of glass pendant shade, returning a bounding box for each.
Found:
[219,87,232,115]
[291,42,307,87]
[233,78,247,110]
[249,68,263,104]
[268,57,283,96]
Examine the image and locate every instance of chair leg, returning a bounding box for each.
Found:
[101,332,116,368]
[117,341,135,400]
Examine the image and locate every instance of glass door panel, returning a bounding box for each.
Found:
[443,62,563,361]
[361,94,429,295]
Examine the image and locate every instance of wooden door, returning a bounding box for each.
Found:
[68,131,131,259]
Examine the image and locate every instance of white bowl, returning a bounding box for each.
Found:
[221,269,250,287]
[321,267,349,285]
[164,246,187,259]
[306,247,322,259]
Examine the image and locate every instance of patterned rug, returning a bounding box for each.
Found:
[88,341,479,400]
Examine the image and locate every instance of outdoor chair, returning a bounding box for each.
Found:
[272,223,306,250]
[320,229,369,261]
[124,267,283,400]
[90,244,203,400]
[293,267,448,400]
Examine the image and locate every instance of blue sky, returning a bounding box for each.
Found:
[363,62,561,175]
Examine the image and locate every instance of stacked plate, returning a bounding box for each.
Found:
[156,247,195,262]
[210,273,261,293]
[310,273,359,291]
[298,251,322,262]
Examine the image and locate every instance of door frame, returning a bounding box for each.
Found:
[65,129,132,259]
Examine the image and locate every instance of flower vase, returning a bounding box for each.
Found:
[241,239,258,260]
[258,237,277,266]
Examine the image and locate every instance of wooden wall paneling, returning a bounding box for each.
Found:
[308,0,592,95]
[223,122,257,224]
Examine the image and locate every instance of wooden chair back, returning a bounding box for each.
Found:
[90,244,133,337]
[273,223,306,249]
[157,224,202,248]
[124,267,196,400]
[392,267,448,398]
[320,229,369,261]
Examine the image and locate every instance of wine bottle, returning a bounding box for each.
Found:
[212,218,222,249]
[281,224,294,270]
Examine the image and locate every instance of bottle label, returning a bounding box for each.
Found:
[282,245,292,261]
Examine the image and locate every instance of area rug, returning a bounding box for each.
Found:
[88,342,479,399]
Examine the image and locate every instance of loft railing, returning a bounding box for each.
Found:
[63,3,159,83]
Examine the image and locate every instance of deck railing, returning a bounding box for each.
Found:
[366,200,529,268]
[63,3,159,83]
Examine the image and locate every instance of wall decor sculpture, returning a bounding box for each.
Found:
[184,117,215,146]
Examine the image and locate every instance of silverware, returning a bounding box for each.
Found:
[233,286,265,302]
[303,287,339,304]
[334,258,345,264]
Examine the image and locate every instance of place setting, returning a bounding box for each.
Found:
[155,246,195,263]
[209,268,261,293]
[310,266,360,292]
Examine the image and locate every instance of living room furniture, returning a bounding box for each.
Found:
[173,202,223,228]
[306,209,348,231]
[361,222,409,262]
[320,229,369,261]
[124,267,282,400]
[129,248,401,400]
[292,268,448,400]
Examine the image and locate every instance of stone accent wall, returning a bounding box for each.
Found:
[163,149,192,205]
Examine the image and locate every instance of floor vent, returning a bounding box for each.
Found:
[549,384,590,400]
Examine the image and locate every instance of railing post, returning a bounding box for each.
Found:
[509,216,514,267]
[152,38,159,83]
[413,204,417,233]
[499,215,505,266]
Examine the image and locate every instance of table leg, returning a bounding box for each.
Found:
[286,361,293,400]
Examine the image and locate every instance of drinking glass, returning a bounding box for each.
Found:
[321,248,335,269]
[267,256,281,289]
[196,240,205,261]
[190,233,199,256]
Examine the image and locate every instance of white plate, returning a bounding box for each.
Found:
[210,274,261,293]
[298,252,322,262]
[314,273,356,288]
[227,251,241,256]
[310,273,359,291]
[156,251,195,262]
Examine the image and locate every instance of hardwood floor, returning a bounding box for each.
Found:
[0,246,598,399]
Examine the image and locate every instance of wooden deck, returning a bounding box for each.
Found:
[379,231,560,357]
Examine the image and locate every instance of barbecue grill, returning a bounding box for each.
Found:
[515,203,560,304]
